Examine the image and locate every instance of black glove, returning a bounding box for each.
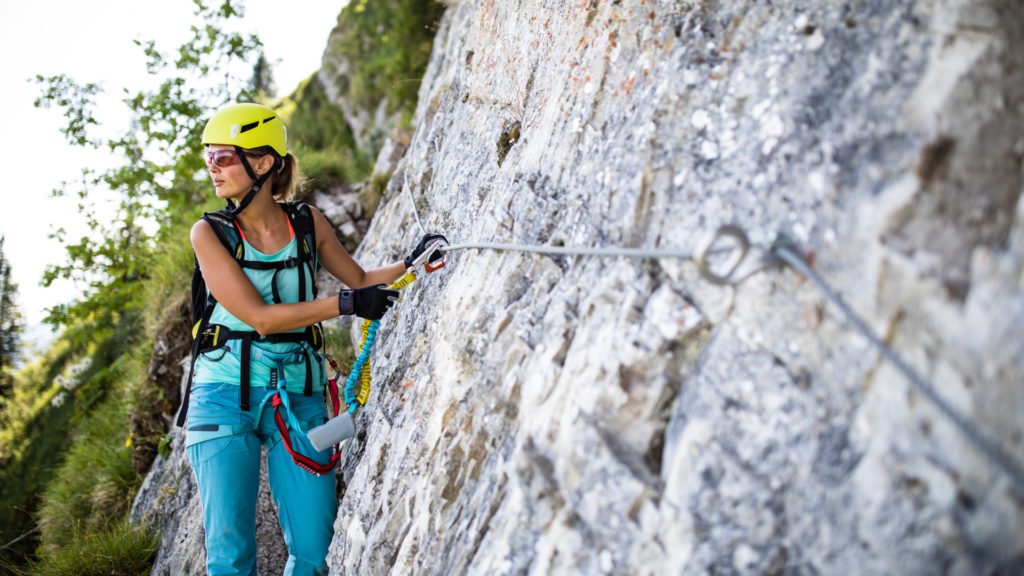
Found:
[338,285,399,320]
[404,233,448,269]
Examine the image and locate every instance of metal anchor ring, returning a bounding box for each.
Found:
[696,225,780,285]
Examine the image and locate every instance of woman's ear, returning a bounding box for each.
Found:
[256,155,275,176]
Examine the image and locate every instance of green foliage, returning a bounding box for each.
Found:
[0,338,78,565]
[277,73,358,153]
[140,196,220,336]
[0,236,22,399]
[33,0,265,336]
[323,323,356,374]
[276,73,370,194]
[360,169,393,216]
[293,143,371,195]
[250,51,276,102]
[34,347,143,555]
[12,520,158,576]
[2,2,264,569]
[326,0,445,142]
[31,75,101,147]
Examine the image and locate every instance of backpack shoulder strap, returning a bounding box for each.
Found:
[201,209,244,261]
[178,210,244,428]
[282,201,319,298]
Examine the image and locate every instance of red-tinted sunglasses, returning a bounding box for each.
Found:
[202,149,262,168]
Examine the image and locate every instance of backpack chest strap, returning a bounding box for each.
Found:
[238,257,303,270]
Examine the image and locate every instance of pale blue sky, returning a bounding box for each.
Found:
[0,0,346,347]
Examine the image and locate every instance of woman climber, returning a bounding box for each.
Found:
[180,102,443,575]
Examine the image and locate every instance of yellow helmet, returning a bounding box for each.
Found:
[201,102,287,156]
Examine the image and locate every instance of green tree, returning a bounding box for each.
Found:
[0,1,268,570]
[250,50,277,102]
[0,235,21,399]
[33,0,265,339]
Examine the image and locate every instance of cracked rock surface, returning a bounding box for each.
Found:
[327,0,1024,574]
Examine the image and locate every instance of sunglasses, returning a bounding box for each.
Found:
[202,149,263,168]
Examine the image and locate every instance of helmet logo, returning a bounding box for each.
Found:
[230,124,241,140]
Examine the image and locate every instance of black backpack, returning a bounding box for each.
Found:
[176,201,323,427]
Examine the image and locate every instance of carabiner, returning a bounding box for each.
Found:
[414,238,448,273]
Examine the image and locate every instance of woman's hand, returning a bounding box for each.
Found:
[338,285,399,320]
[404,234,448,269]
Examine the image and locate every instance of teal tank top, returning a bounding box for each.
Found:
[193,221,325,393]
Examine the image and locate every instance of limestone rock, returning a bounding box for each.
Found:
[326,0,1024,574]
[135,0,1024,573]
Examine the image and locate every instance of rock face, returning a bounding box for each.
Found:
[134,0,1024,574]
[325,0,1024,575]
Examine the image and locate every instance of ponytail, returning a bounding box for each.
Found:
[269,152,305,201]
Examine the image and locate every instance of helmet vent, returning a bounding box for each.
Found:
[239,121,260,134]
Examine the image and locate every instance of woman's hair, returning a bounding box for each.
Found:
[249,147,305,201]
[270,152,305,201]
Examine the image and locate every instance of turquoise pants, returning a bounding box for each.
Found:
[186,379,337,576]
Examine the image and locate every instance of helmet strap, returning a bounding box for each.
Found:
[229,146,274,218]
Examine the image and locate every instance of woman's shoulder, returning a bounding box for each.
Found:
[191,214,240,253]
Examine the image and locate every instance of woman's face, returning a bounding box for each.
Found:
[204,144,267,201]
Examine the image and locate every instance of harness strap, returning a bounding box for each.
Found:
[175,330,204,427]
[176,298,218,428]
[271,268,284,304]
[271,391,340,476]
[193,325,322,411]
[303,353,313,396]
[186,422,254,446]
[239,333,254,411]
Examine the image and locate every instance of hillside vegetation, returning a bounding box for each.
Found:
[0,1,443,572]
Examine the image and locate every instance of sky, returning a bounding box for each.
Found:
[0,0,346,349]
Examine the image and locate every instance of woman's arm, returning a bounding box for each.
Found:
[310,206,407,287]
[192,220,340,336]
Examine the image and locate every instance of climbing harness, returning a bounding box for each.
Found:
[270,355,344,475]
[307,239,447,451]
[178,201,322,425]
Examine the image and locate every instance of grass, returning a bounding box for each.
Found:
[11,520,158,576]
[276,73,359,153]
[0,2,444,569]
[35,346,144,556]
[0,297,149,568]
[359,169,392,216]
[0,340,80,565]
[326,0,445,119]
[322,323,357,380]
[293,143,372,196]
[142,217,200,338]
